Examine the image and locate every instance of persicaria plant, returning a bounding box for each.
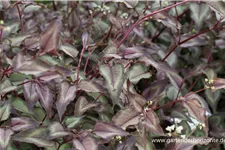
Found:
[1,0,225,149]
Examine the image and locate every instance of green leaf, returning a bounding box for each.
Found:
[64,116,84,129]
[48,122,69,139]
[12,97,31,114]
[127,64,151,84]
[190,3,210,30]
[0,101,11,121]
[13,127,55,147]
[205,89,220,113]
[0,79,17,96]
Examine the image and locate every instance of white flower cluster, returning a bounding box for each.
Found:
[166,118,185,138]
[95,5,111,15]
[205,78,215,90]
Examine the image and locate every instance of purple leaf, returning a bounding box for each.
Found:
[35,83,53,117]
[74,96,99,116]
[152,11,182,32]
[122,46,156,59]
[142,79,167,101]
[99,64,125,104]
[206,1,225,17]
[128,92,146,112]
[112,107,140,130]
[23,79,39,110]
[142,110,164,136]
[11,117,38,131]
[182,99,208,136]
[12,52,52,76]
[179,34,207,48]
[0,128,13,149]
[59,44,79,58]
[78,80,107,94]
[93,122,129,141]
[68,8,81,29]
[73,133,98,150]
[39,19,62,56]
[56,81,76,121]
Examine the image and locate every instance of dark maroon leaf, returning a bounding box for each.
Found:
[112,107,140,130]
[78,80,107,94]
[39,19,62,56]
[152,11,182,32]
[23,79,39,110]
[128,92,146,112]
[35,82,53,117]
[56,81,76,121]
[68,8,81,29]
[93,122,129,141]
[142,110,164,136]
[73,133,98,150]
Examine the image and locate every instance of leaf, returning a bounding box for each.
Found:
[0,79,17,96]
[128,92,146,112]
[11,117,38,131]
[68,8,81,29]
[182,99,208,136]
[12,97,31,114]
[24,5,41,13]
[122,46,156,59]
[124,0,139,8]
[48,122,69,139]
[56,81,76,121]
[142,110,164,135]
[74,96,99,116]
[179,34,207,48]
[12,52,52,76]
[35,83,53,117]
[64,116,84,129]
[23,79,39,110]
[205,89,220,113]
[140,56,182,89]
[78,80,107,94]
[190,3,210,30]
[206,1,225,17]
[112,107,140,130]
[0,101,11,121]
[0,128,13,149]
[39,19,62,56]
[99,64,124,105]
[93,122,129,141]
[59,44,79,58]
[13,127,55,147]
[116,136,136,150]
[152,11,182,32]
[6,33,33,47]
[73,135,98,150]
[127,64,152,84]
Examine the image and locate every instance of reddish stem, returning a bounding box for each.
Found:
[16,5,24,32]
[116,0,190,48]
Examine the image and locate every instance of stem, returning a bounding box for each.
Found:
[76,46,86,83]
[162,18,223,62]
[52,1,57,11]
[16,5,24,32]
[116,0,190,48]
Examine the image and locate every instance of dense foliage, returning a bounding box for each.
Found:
[1,0,225,149]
